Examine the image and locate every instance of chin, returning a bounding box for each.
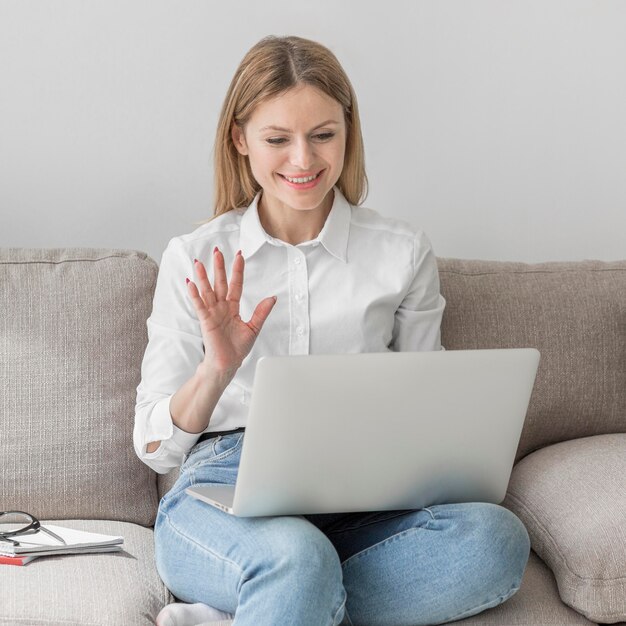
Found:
[291,198,330,212]
[285,187,334,208]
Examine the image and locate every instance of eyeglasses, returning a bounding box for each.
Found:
[0,511,66,547]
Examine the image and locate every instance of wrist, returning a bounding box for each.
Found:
[169,364,235,435]
[196,360,238,389]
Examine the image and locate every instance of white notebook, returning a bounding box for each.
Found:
[0,524,124,556]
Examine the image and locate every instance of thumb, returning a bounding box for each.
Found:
[247,296,277,336]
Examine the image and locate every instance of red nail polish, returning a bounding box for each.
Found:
[186,278,190,284]
[237,250,242,256]
[194,258,198,264]
[214,246,218,253]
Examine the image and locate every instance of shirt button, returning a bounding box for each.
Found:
[296,326,304,336]
[294,257,301,265]
[295,293,303,302]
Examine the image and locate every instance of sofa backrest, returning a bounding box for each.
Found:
[3,249,624,514]
[0,248,159,526]
[438,258,626,461]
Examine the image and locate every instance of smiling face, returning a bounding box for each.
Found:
[231,84,347,221]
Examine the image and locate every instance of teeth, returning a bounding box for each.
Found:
[284,173,318,183]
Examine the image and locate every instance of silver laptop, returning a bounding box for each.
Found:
[186,348,540,517]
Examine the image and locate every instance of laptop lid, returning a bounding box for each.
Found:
[189,348,540,517]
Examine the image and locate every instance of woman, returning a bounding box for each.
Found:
[134,35,530,626]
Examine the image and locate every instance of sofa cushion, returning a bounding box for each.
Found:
[437,259,626,460]
[0,519,171,626]
[502,434,626,624]
[0,248,159,526]
[456,550,597,625]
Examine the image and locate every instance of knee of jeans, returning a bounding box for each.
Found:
[473,503,530,585]
[268,520,343,584]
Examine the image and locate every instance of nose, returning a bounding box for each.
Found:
[289,137,315,171]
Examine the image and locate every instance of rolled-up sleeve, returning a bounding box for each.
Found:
[133,238,205,474]
[392,230,446,352]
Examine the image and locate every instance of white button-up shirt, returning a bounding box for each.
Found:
[133,187,446,474]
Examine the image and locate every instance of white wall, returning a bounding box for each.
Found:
[1,0,624,263]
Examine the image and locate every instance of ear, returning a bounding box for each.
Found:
[231,123,249,156]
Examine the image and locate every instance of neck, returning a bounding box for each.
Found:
[257,190,334,245]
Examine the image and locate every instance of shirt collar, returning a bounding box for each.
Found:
[239,186,351,263]
[238,192,267,259]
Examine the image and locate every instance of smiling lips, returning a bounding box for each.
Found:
[279,170,324,187]
[282,172,319,183]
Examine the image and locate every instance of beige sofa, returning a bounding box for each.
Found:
[1,247,624,626]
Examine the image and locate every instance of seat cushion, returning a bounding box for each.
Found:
[503,434,626,624]
[456,550,597,625]
[0,519,171,626]
[0,526,596,626]
[0,248,159,526]
[437,258,626,461]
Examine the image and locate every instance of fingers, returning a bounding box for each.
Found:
[189,258,217,307]
[188,248,241,308]
[247,296,278,335]
[213,247,228,301]
[188,250,276,337]
[185,280,213,324]
[226,250,244,304]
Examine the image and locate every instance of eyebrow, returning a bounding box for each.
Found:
[258,120,340,133]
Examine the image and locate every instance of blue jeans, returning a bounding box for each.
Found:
[154,432,530,626]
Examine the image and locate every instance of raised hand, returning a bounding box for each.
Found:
[186,247,276,378]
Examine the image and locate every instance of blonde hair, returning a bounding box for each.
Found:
[196,35,368,224]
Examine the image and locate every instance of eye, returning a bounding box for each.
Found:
[314,132,335,141]
[266,137,286,145]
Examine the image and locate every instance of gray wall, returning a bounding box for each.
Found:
[1,0,624,264]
